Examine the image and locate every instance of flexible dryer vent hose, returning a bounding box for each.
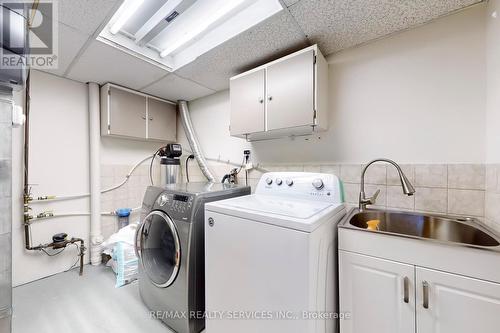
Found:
[178,100,216,182]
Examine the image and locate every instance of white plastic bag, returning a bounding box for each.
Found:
[102,223,140,287]
[113,242,138,288]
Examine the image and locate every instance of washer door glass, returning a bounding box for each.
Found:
[140,210,181,288]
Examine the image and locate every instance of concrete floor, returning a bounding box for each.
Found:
[12,265,173,333]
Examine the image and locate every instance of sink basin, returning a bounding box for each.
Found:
[343,209,500,248]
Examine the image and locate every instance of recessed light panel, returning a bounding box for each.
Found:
[98,0,283,71]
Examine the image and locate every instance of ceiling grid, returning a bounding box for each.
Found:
[33,0,484,101]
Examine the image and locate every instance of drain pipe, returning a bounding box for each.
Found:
[178,100,216,182]
[89,82,102,265]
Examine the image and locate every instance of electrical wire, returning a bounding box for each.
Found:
[30,155,154,203]
[185,155,194,182]
[150,147,164,186]
[41,247,66,257]
[182,147,268,173]
[31,148,265,202]
[65,243,81,272]
[235,156,246,175]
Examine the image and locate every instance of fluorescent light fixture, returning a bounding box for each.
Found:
[109,0,144,35]
[159,0,247,58]
[98,0,283,72]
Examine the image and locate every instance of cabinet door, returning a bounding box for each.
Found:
[339,251,415,333]
[416,267,500,333]
[230,68,265,136]
[266,49,314,131]
[108,86,147,138]
[147,98,176,142]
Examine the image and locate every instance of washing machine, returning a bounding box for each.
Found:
[204,172,346,333]
[137,182,251,333]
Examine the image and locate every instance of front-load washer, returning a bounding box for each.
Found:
[204,172,346,333]
[137,182,250,333]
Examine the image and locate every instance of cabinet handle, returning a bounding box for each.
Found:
[259,98,264,104]
[403,276,409,303]
[149,117,153,121]
[268,96,273,101]
[422,281,429,309]
[141,115,146,120]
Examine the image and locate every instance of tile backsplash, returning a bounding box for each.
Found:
[485,165,500,233]
[185,160,499,233]
[100,164,159,239]
[100,160,500,240]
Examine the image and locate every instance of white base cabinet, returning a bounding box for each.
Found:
[416,267,500,333]
[340,250,500,333]
[339,252,415,333]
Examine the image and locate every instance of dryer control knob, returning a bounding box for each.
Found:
[159,194,169,206]
[266,178,273,185]
[312,178,324,190]
[276,178,283,186]
[286,179,294,186]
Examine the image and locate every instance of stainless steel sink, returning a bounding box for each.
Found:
[340,209,500,249]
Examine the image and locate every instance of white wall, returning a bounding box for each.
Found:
[12,71,161,286]
[486,0,500,164]
[177,91,252,165]
[181,4,487,165]
[12,71,90,286]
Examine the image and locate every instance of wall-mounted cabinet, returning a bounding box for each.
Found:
[100,83,176,142]
[229,45,328,141]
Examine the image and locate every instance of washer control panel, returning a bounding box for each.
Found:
[157,192,194,219]
[255,172,344,204]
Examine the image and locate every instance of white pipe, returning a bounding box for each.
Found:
[30,206,143,222]
[29,155,153,203]
[89,82,102,265]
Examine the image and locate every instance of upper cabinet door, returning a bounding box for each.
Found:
[416,267,500,333]
[147,98,176,142]
[339,251,416,333]
[266,49,314,131]
[230,68,265,136]
[109,86,147,139]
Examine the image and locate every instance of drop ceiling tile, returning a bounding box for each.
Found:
[175,10,308,91]
[66,40,168,90]
[32,0,120,35]
[289,0,482,55]
[141,74,216,102]
[38,23,90,77]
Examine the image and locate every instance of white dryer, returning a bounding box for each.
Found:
[204,172,346,333]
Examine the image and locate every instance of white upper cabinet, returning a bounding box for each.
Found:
[101,83,177,142]
[229,45,328,141]
[230,68,265,136]
[147,97,176,142]
[106,85,147,139]
[266,49,315,131]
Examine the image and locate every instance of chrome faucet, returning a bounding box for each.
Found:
[359,158,415,211]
